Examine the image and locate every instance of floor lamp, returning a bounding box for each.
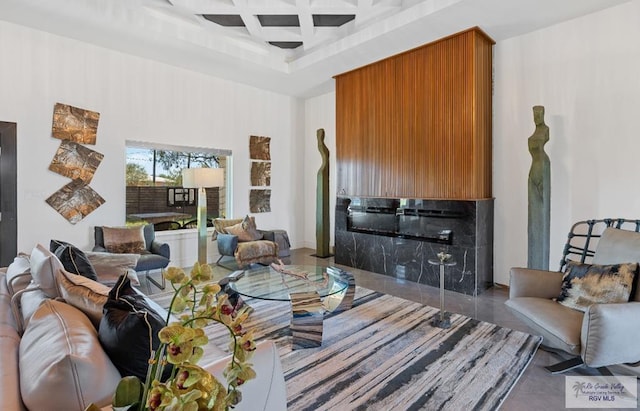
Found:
[182,167,224,265]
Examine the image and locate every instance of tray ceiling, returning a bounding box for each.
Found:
[0,0,630,97]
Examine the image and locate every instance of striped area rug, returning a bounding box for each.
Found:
[151,286,541,411]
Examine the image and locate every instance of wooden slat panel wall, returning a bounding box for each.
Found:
[335,27,494,199]
[473,30,494,197]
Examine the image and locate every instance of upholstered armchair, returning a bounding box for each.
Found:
[213,217,279,268]
[93,224,170,289]
[506,219,640,374]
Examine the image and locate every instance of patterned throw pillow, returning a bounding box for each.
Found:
[225,215,263,242]
[557,261,638,312]
[102,226,146,254]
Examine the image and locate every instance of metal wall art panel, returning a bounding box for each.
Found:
[46,179,105,224]
[52,102,100,145]
[249,135,271,160]
[250,161,271,186]
[249,189,271,213]
[48,140,104,184]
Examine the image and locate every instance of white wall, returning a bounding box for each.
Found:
[7,0,637,282]
[302,2,640,286]
[0,20,304,260]
[303,92,336,250]
[493,0,640,284]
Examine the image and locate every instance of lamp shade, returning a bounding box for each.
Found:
[182,168,224,188]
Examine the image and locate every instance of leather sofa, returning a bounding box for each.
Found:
[506,221,640,374]
[0,244,287,410]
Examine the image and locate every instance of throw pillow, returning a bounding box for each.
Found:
[19,299,121,410]
[98,275,172,381]
[85,251,141,286]
[225,215,263,242]
[50,239,98,281]
[102,226,146,254]
[29,243,64,298]
[557,261,638,312]
[57,268,110,329]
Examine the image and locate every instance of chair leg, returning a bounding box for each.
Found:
[146,269,166,291]
[545,357,584,374]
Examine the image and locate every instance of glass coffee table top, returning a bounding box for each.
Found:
[227,264,349,301]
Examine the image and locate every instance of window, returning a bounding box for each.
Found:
[125,141,230,229]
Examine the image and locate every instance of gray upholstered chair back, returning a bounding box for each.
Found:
[560,219,640,270]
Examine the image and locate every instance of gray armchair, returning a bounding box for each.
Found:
[213,217,279,268]
[93,224,169,290]
[506,219,640,374]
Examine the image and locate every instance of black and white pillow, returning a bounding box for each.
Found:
[50,239,98,281]
[557,261,638,312]
[98,275,171,381]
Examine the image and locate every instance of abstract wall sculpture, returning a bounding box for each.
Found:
[45,179,105,224]
[47,102,105,224]
[250,161,271,186]
[48,140,104,183]
[52,103,100,144]
[249,135,271,160]
[249,189,271,213]
[249,135,271,213]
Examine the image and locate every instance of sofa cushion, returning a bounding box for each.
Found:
[0,274,18,330]
[0,324,23,411]
[98,275,171,381]
[5,253,31,294]
[19,299,121,410]
[557,261,637,312]
[102,226,146,254]
[19,286,49,330]
[29,244,63,298]
[50,239,98,281]
[57,268,110,329]
[505,297,583,355]
[85,251,141,286]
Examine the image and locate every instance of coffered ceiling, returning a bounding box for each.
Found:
[0,0,630,97]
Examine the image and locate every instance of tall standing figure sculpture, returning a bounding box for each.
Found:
[316,128,331,257]
[527,106,551,270]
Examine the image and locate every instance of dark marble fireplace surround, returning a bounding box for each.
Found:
[335,197,493,296]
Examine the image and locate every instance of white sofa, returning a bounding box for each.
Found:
[0,243,287,410]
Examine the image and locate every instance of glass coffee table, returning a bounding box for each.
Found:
[225,264,355,349]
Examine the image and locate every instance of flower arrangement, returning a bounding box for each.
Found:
[89,262,256,411]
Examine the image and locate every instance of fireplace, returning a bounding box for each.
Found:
[347,201,455,244]
[335,197,493,295]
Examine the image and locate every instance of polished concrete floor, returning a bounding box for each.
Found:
[149,248,639,411]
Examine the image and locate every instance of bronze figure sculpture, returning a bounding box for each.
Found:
[527,105,551,270]
[316,128,331,257]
